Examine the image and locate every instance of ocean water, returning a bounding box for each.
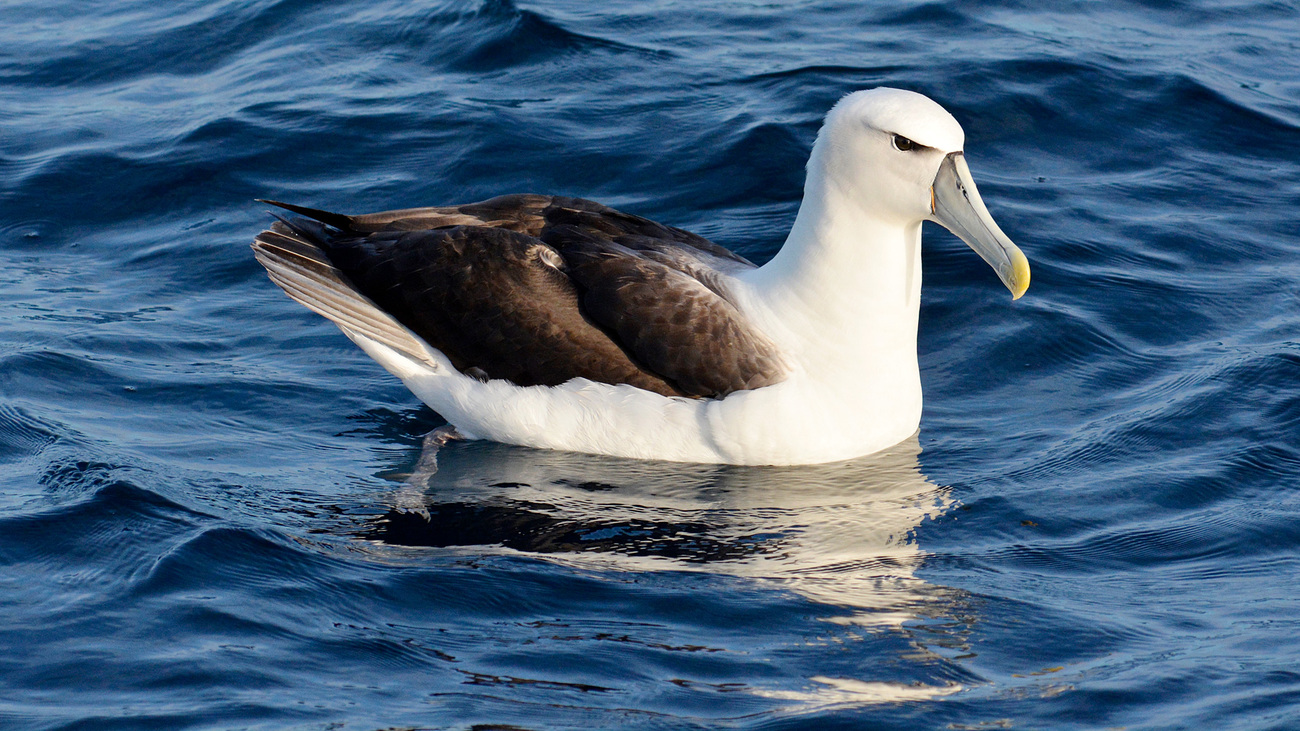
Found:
[3,0,1300,728]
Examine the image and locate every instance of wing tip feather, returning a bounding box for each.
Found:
[250,230,438,368]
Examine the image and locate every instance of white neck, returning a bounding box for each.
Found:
[736,147,923,380]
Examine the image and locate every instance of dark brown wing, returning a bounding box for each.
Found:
[545,228,787,396]
[286,220,683,396]
[254,196,788,398]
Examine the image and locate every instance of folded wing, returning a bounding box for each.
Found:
[252,195,788,398]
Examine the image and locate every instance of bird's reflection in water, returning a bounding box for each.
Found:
[362,433,967,704]
[356,431,967,702]
[370,433,958,624]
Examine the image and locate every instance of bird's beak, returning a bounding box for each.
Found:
[929,152,1030,300]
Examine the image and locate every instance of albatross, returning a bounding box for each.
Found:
[252,88,1029,465]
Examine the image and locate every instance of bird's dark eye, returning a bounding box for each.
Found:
[892,134,916,152]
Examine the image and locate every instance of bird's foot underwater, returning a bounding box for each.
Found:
[409,424,466,481]
[423,424,467,450]
[392,425,467,516]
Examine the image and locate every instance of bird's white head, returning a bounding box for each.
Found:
[816,88,963,224]
[811,87,1029,299]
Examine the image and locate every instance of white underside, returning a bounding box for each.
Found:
[346,328,920,465]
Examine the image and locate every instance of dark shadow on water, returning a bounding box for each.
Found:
[367,499,783,562]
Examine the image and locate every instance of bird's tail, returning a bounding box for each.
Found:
[251,220,440,369]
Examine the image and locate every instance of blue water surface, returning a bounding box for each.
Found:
[3,0,1300,728]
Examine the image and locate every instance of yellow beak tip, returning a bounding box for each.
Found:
[1008,253,1031,300]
